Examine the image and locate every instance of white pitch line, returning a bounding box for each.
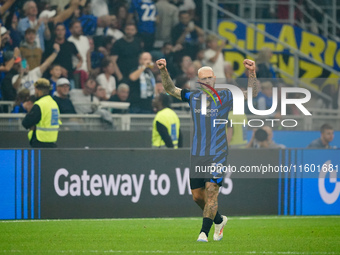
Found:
[1,215,340,223]
[0,250,337,254]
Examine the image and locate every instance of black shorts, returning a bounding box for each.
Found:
[189,155,227,190]
[190,177,223,190]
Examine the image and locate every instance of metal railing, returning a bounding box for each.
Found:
[202,0,340,105]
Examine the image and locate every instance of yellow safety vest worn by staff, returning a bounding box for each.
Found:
[152,108,180,148]
[28,95,60,143]
[227,110,248,148]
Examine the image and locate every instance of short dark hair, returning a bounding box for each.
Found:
[100,58,112,71]
[320,124,333,133]
[159,93,172,108]
[175,75,189,89]
[102,36,114,47]
[69,20,81,29]
[179,10,189,16]
[25,28,36,35]
[55,23,65,29]
[255,128,268,142]
[124,22,136,29]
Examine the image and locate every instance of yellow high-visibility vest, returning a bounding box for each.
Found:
[227,111,248,148]
[28,95,60,143]
[152,108,180,148]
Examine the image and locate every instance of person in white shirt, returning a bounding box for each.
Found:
[67,20,90,72]
[69,78,100,114]
[96,58,116,99]
[12,44,60,95]
[203,34,226,79]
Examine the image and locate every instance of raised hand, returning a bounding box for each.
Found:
[243,59,256,72]
[156,58,167,70]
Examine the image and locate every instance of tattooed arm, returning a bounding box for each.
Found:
[243,59,260,99]
[156,59,182,100]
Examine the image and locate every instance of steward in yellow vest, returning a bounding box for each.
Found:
[226,110,248,148]
[152,94,181,148]
[22,78,60,148]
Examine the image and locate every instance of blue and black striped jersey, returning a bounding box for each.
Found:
[181,89,233,158]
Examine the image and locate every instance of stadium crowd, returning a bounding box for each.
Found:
[0,0,338,117]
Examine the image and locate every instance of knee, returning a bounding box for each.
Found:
[192,192,204,203]
[205,184,219,200]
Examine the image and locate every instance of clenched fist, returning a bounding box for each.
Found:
[156,59,167,70]
[243,59,256,72]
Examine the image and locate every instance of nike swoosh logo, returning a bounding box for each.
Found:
[193,97,200,100]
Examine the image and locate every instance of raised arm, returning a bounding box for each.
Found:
[156,58,182,100]
[53,0,80,24]
[243,59,259,99]
[0,0,16,16]
[39,44,59,74]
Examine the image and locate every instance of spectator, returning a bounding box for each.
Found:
[19,28,42,70]
[128,52,156,113]
[155,82,165,97]
[49,65,63,95]
[12,44,61,95]
[109,83,130,113]
[247,126,286,149]
[155,0,179,47]
[173,55,192,78]
[91,0,109,35]
[111,23,143,81]
[69,77,99,114]
[308,124,335,149]
[1,53,21,101]
[105,15,124,40]
[116,5,128,31]
[5,11,22,48]
[64,1,118,37]
[263,126,285,148]
[183,64,197,85]
[91,0,109,18]
[257,81,274,110]
[17,1,51,51]
[256,47,276,80]
[203,34,226,78]
[87,37,104,77]
[159,42,182,78]
[171,11,204,59]
[128,0,157,51]
[101,36,115,56]
[224,61,237,85]
[22,95,36,113]
[0,0,17,23]
[95,85,109,101]
[0,26,14,52]
[151,93,181,148]
[22,78,60,148]
[96,58,116,99]
[44,23,82,82]
[68,20,90,72]
[0,49,20,100]
[178,0,196,17]
[110,83,129,102]
[11,89,30,113]
[53,78,77,114]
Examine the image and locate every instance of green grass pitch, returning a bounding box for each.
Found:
[1,216,339,254]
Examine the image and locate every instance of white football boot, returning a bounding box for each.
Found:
[197,232,208,242]
[213,215,228,241]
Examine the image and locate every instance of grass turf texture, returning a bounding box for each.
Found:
[0,216,339,254]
